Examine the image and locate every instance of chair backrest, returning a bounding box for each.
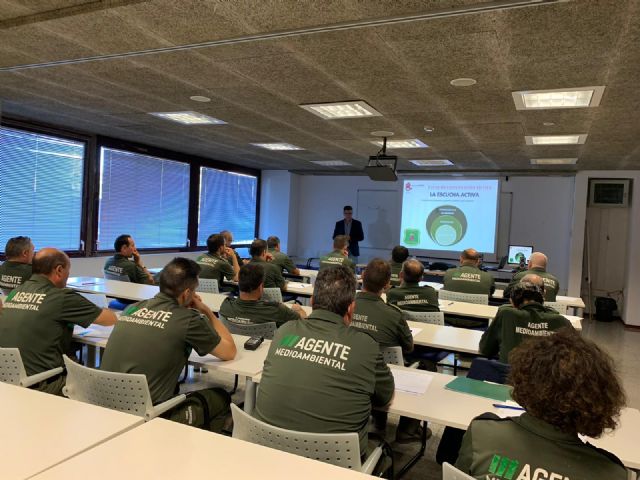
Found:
[62,355,154,419]
[439,289,489,305]
[261,287,283,303]
[544,301,568,315]
[468,358,511,384]
[443,462,475,480]
[381,346,404,366]
[0,348,27,385]
[220,315,277,340]
[78,292,108,309]
[405,310,445,325]
[231,404,362,470]
[104,271,131,282]
[197,278,219,294]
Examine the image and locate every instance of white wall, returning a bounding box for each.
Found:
[568,171,640,326]
[70,251,201,277]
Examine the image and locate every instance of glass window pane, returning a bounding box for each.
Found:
[97,147,190,250]
[198,167,257,245]
[0,126,84,252]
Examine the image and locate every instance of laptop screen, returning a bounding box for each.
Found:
[507,245,533,265]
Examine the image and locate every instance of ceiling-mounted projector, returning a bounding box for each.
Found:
[365,134,398,181]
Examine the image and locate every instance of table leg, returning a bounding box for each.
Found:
[86,345,98,368]
[396,421,428,479]
[244,377,257,414]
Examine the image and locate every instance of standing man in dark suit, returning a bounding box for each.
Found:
[333,205,364,262]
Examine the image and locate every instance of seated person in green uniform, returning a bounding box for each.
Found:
[480,275,573,363]
[254,265,395,462]
[352,258,413,353]
[248,239,286,290]
[443,248,495,296]
[196,233,240,287]
[220,230,245,266]
[103,234,154,284]
[456,329,627,480]
[387,259,439,312]
[100,257,237,432]
[504,251,560,302]
[219,263,306,327]
[267,236,300,276]
[0,236,35,294]
[0,248,117,395]
[318,235,356,273]
[389,245,410,287]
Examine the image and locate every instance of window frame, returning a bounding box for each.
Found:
[0,118,92,259]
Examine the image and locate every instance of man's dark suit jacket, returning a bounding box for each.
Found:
[333,219,364,257]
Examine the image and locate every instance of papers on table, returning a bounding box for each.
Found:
[287,282,312,289]
[492,400,525,418]
[73,326,111,339]
[392,369,433,395]
[410,327,422,337]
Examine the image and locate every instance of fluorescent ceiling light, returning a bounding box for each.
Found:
[513,86,605,110]
[530,158,578,165]
[525,134,587,145]
[251,143,304,151]
[410,159,453,166]
[371,139,428,149]
[310,160,352,166]
[300,101,382,119]
[150,111,226,125]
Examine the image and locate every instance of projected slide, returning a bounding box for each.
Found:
[400,179,499,253]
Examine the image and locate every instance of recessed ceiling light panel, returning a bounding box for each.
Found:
[189,95,211,103]
[300,100,382,119]
[450,78,477,87]
[410,159,453,166]
[525,134,587,145]
[150,111,225,125]
[513,86,605,110]
[371,139,428,149]
[310,160,352,166]
[530,158,578,165]
[251,143,304,151]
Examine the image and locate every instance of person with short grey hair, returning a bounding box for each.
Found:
[0,236,34,293]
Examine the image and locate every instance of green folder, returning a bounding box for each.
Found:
[445,377,512,402]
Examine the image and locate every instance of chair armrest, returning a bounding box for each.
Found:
[147,394,187,420]
[21,367,64,388]
[360,445,383,474]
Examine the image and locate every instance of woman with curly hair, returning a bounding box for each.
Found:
[456,328,628,479]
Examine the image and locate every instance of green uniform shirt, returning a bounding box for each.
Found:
[103,254,152,284]
[0,275,102,375]
[456,412,627,480]
[319,250,356,273]
[254,309,395,455]
[196,252,235,286]
[386,282,440,312]
[480,303,573,363]
[100,293,221,403]
[389,261,403,287]
[352,291,413,351]
[443,264,495,295]
[248,257,285,290]
[0,261,32,293]
[505,267,560,301]
[268,249,297,274]
[219,297,301,328]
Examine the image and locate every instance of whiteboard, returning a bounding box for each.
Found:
[356,189,400,250]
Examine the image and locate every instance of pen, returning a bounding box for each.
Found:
[493,403,525,411]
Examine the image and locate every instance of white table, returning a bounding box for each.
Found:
[67,276,158,301]
[408,321,482,354]
[0,382,143,480]
[284,281,314,297]
[72,327,268,412]
[438,299,583,331]
[385,366,640,470]
[32,418,374,480]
